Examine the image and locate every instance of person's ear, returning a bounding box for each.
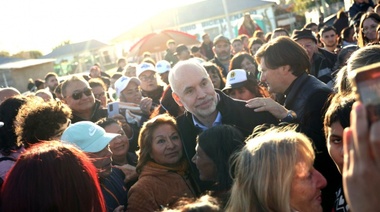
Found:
[212,46,216,54]
[172,92,184,107]
[281,65,292,75]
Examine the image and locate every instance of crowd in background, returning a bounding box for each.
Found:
[0,0,380,211]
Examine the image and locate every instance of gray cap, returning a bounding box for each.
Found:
[213,34,231,45]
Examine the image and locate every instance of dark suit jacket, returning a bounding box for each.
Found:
[176,90,278,194]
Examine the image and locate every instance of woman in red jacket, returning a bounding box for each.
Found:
[238,13,262,37]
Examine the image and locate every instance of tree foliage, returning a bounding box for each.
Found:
[291,0,341,15]
[12,51,43,59]
[0,51,10,57]
[53,40,71,51]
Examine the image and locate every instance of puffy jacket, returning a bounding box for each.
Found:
[127,162,196,212]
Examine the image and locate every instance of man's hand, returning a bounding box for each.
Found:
[246,97,288,119]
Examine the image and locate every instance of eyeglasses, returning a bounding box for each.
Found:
[139,74,156,82]
[66,88,92,100]
[362,24,378,33]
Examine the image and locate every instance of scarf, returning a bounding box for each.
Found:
[146,160,188,176]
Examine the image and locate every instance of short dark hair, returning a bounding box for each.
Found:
[248,38,264,55]
[117,58,126,65]
[201,33,209,39]
[273,28,289,36]
[255,37,310,76]
[111,73,122,80]
[304,22,318,29]
[323,93,355,138]
[44,72,58,82]
[89,78,107,91]
[190,45,200,53]
[238,34,249,42]
[96,117,120,129]
[231,38,242,44]
[320,25,337,36]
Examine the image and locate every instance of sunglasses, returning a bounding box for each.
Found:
[66,88,93,100]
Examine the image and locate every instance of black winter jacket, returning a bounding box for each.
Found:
[176,90,278,194]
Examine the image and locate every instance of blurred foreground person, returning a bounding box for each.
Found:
[343,102,380,212]
[226,127,327,212]
[248,36,340,210]
[164,195,222,212]
[1,141,106,212]
[192,125,245,205]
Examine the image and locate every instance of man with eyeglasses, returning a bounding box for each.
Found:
[137,62,164,106]
[62,75,107,123]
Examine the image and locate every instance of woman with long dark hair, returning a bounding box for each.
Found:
[192,125,245,205]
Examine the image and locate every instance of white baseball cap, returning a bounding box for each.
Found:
[114,76,141,99]
[155,60,171,74]
[136,62,156,77]
[222,69,249,91]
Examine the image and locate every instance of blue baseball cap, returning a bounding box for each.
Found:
[61,121,119,153]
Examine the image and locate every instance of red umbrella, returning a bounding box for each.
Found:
[129,29,200,56]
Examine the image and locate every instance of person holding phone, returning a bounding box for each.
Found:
[113,75,153,154]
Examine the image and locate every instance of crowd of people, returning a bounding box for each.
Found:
[0,2,380,211]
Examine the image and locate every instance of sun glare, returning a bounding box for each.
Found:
[0,0,200,55]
